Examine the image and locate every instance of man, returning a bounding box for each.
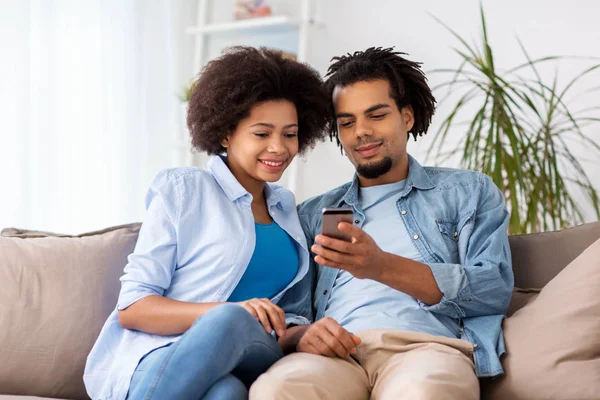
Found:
[250,47,513,400]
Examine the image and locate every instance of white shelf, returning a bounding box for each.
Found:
[186,16,300,35]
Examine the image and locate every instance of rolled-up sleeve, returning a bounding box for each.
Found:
[284,313,311,327]
[420,174,514,318]
[117,170,180,310]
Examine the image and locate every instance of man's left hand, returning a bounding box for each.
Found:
[312,222,387,279]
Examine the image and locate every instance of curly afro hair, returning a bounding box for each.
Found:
[187,46,330,155]
[325,47,436,146]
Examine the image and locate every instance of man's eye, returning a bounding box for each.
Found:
[371,114,386,119]
[339,121,354,128]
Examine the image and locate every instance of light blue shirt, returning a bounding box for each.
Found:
[298,155,514,378]
[227,222,299,302]
[325,180,459,338]
[84,156,311,400]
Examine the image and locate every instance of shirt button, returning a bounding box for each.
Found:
[354,219,360,224]
[401,210,407,215]
[413,234,419,240]
[323,290,328,295]
[454,231,458,237]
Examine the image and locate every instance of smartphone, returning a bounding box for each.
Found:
[321,208,354,242]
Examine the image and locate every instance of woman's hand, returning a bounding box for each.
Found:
[235,298,286,337]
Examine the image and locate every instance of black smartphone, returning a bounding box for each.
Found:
[321,208,354,242]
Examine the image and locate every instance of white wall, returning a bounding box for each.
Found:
[295,0,600,222]
[5,1,596,232]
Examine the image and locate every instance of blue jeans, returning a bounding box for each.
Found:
[126,303,284,400]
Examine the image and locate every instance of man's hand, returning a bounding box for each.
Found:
[297,317,361,358]
[312,222,387,280]
[236,298,286,337]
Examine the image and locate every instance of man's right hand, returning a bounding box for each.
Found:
[296,317,361,358]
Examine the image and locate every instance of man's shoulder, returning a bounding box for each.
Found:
[420,165,503,210]
[298,181,353,217]
[422,165,486,190]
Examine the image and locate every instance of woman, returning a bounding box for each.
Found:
[84,47,329,400]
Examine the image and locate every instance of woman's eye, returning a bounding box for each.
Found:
[254,132,268,138]
[284,132,298,138]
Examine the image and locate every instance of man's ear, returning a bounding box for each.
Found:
[402,105,415,132]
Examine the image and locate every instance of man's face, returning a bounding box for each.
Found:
[333,79,414,186]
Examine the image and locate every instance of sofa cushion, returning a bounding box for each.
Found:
[506,288,539,317]
[508,221,600,288]
[484,237,600,400]
[0,224,141,400]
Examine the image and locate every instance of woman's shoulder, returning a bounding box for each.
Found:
[152,166,215,186]
[148,166,218,200]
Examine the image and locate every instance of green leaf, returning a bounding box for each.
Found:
[429,2,600,233]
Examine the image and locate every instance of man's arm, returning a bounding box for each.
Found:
[378,255,443,305]
[417,175,513,318]
[312,174,513,318]
[312,231,443,305]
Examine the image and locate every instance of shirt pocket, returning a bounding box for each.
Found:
[434,210,475,261]
[436,210,475,241]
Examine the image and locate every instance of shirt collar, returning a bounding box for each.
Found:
[264,182,284,209]
[339,154,436,206]
[208,155,283,208]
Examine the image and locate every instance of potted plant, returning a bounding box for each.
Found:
[430,5,600,234]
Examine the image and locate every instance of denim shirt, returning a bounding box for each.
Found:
[84,155,312,400]
[297,155,514,378]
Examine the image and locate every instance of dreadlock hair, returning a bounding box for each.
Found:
[325,47,436,148]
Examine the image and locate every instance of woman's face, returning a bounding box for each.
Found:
[223,100,299,188]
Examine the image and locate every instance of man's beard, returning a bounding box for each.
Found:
[356,157,393,179]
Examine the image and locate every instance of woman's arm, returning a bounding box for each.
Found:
[119,296,288,336]
[117,171,222,336]
[117,171,287,336]
[118,296,224,335]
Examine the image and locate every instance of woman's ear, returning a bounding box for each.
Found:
[221,136,230,148]
[402,105,415,132]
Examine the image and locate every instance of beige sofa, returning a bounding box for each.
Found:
[1,221,599,400]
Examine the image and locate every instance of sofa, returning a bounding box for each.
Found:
[1,221,599,400]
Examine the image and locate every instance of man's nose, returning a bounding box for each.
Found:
[355,119,373,137]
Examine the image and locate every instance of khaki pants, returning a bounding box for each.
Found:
[250,329,479,400]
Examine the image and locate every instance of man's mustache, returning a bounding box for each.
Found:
[354,138,383,147]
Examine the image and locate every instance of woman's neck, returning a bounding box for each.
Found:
[234,173,271,224]
[225,158,266,203]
